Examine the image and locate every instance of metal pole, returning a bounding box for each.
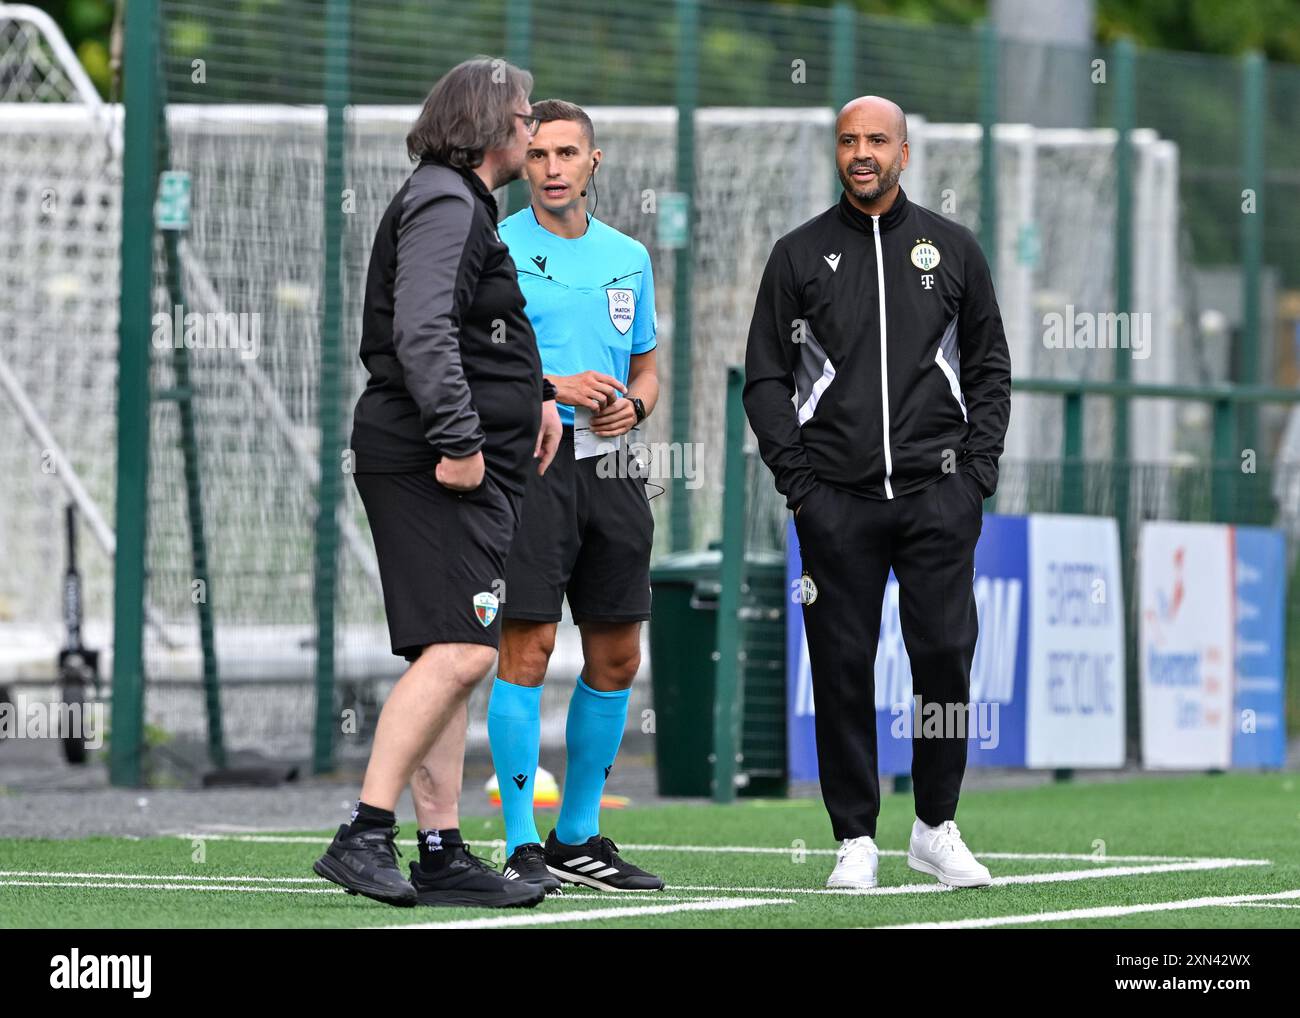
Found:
[1212,397,1237,523]
[712,366,747,803]
[830,2,855,112]
[1240,51,1265,458]
[978,20,998,274]
[160,230,225,769]
[110,0,159,788]
[313,0,350,774]
[1111,37,1137,762]
[830,2,855,200]
[670,0,698,552]
[1063,390,1084,513]
[505,0,533,215]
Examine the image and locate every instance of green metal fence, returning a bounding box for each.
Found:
[100,0,1300,783]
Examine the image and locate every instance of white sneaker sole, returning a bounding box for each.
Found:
[826,874,878,889]
[907,852,992,888]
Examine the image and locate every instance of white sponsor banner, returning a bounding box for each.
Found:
[1139,522,1234,769]
[1026,515,1125,768]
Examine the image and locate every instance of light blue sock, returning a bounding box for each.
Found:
[556,676,630,846]
[487,677,543,856]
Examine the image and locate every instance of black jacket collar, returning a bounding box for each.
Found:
[837,185,911,233]
[419,156,499,217]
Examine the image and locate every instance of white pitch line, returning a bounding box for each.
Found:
[171,833,1203,864]
[0,873,707,910]
[378,896,796,929]
[874,888,1300,929]
[665,858,1272,897]
[0,879,339,895]
[0,870,704,903]
[6,857,1268,901]
[0,869,320,884]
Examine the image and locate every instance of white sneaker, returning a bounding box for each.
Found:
[826,835,879,889]
[907,818,992,887]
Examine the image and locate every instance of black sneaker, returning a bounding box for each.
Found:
[503,842,563,894]
[313,824,417,907]
[543,829,665,891]
[408,843,545,908]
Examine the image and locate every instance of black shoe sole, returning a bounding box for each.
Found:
[508,872,564,894]
[413,886,546,909]
[313,855,417,907]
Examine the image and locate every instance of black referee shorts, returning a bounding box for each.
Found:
[503,426,653,625]
[354,469,521,661]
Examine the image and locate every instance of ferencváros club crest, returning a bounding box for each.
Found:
[473,591,499,627]
[606,288,635,335]
[910,239,940,271]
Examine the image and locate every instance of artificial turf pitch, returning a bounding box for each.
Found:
[1,772,1297,929]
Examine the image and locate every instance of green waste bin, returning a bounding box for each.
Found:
[648,547,787,797]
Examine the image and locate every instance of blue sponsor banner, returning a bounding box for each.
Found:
[787,513,1029,782]
[786,520,818,781]
[1232,526,1287,768]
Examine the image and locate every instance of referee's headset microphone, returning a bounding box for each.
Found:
[580,156,599,217]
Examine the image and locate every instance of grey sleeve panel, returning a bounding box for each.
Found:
[392,166,486,459]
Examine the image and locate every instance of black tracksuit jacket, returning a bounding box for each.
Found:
[351,158,555,492]
[743,187,1011,510]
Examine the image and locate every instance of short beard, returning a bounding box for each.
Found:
[840,158,902,203]
[489,150,527,190]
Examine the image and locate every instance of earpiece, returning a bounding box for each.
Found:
[580,157,598,197]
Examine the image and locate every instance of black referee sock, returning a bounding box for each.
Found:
[417,827,464,871]
[346,801,396,837]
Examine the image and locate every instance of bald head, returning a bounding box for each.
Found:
[836,95,907,143]
[834,95,909,212]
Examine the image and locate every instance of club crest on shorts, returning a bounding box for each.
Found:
[472,591,499,627]
[910,238,940,271]
[606,287,635,335]
[792,572,818,605]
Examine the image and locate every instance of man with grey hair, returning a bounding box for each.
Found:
[744,95,1011,891]
[313,56,562,909]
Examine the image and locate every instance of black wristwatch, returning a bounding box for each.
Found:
[630,396,646,424]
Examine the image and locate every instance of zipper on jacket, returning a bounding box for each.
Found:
[873,215,894,499]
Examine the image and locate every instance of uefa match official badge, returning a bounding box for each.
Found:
[910,238,940,271]
[473,591,499,627]
[606,288,635,335]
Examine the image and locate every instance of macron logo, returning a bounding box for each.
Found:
[50,950,151,998]
[824,253,841,272]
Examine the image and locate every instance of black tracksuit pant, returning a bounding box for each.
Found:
[793,468,984,840]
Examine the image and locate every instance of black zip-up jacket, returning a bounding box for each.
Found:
[743,187,1011,510]
[351,158,556,492]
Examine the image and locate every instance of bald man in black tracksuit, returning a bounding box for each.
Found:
[744,96,1011,889]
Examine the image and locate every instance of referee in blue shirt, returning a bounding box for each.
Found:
[488,100,663,893]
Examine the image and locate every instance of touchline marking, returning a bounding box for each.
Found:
[0,879,339,895]
[874,888,1300,928]
[0,872,695,904]
[666,859,1271,897]
[0,869,319,884]
[378,896,795,929]
[171,834,1205,864]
